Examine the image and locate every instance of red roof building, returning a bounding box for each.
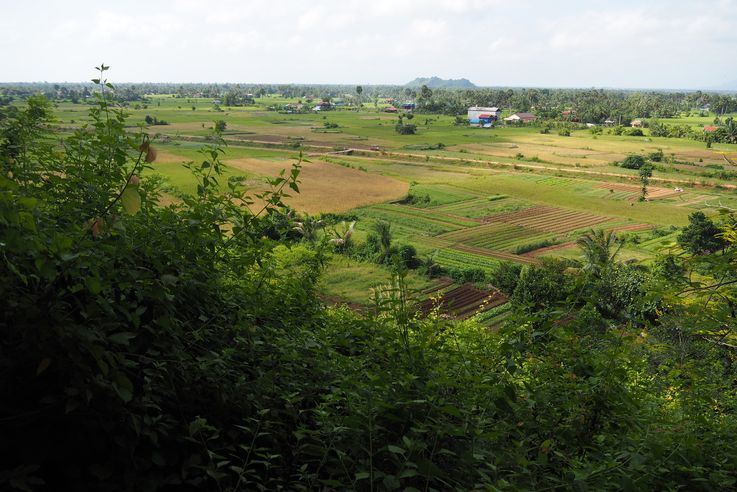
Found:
[704,125,718,133]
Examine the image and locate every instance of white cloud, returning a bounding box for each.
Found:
[409,18,448,38]
[0,0,734,87]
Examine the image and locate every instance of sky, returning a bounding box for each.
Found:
[1,0,736,89]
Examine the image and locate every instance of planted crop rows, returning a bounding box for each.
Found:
[416,283,508,319]
[483,205,612,233]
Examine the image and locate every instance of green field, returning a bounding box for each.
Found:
[47,95,737,303]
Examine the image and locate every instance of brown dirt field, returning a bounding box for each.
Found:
[224,157,409,213]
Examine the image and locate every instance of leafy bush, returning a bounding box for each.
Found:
[619,154,646,169]
[395,122,417,135]
[4,67,737,492]
[648,149,664,162]
[513,238,561,255]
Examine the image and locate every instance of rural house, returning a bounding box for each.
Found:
[468,106,501,127]
[631,119,643,128]
[504,112,536,123]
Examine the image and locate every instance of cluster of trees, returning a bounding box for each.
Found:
[143,114,168,125]
[5,81,736,123]
[707,116,737,144]
[222,90,255,107]
[3,70,737,490]
[394,114,417,135]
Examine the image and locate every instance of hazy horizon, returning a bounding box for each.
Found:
[2,0,736,90]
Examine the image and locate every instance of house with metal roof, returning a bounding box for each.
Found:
[467,106,501,127]
[504,112,536,123]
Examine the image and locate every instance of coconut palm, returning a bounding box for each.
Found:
[576,229,623,275]
[329,221,355,252]
[373,219,392,262]
[293,214,324,243]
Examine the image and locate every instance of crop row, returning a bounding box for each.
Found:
[358,209,460,235]
[437,199,531,219]
[369,204,473,229]
[435,196,501,213]
[432,248,501,271]
[416,284,507,319]
[375,204,481,227]
[461,226,553,252]
[451,244,538,265]
[485,206,612,233]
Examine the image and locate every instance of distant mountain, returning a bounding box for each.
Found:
[405,76,476,89]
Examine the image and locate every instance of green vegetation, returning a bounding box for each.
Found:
[4,69,737,490]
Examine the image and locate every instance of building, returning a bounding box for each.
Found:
[631,119,643,128]
[703,125,718,133]
[468,106,501,127]
[402,102,416,111]
[504,112,536,123]
[312,102,333,112]
[384,106,398,113]
[561,110,578,122]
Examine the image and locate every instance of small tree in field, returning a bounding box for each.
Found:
[214,119,227,132]
[395,115,416,135]
[639,164,653,201]
[678,211,727,255]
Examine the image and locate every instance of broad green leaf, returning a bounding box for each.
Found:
[386,445,405,455]
[108,332,135,346]
[36,358,51,376]
[121,187,141,215]
[112,372,134,402]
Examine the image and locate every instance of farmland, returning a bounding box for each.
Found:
[41,94,737,307]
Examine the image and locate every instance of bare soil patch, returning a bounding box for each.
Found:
[225,157,408,213]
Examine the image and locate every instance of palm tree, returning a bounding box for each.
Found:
[576,229,623,275]
[293,214,324,243]
[639,164,653,202]
[373,219,392,262]
[329,221,355,252]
